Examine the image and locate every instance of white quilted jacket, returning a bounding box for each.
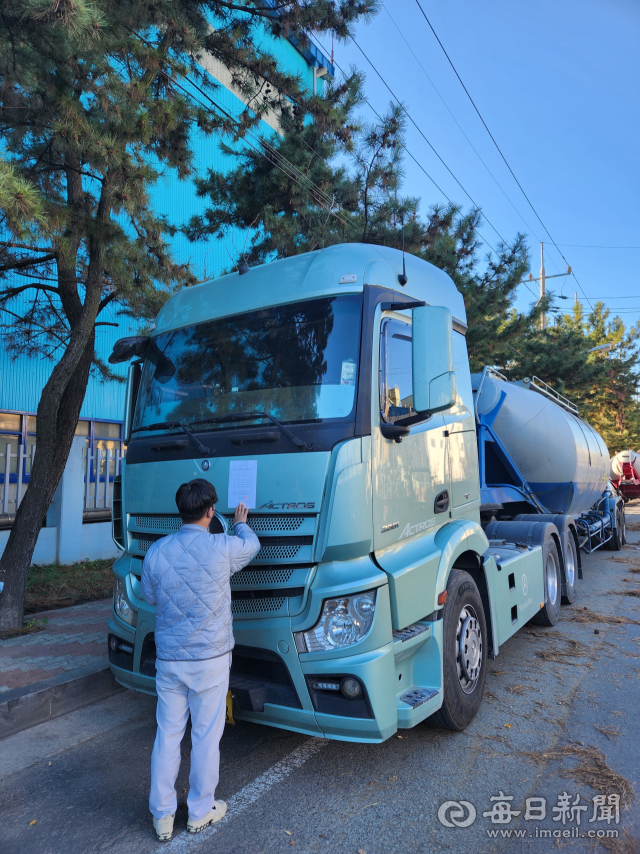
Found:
[141,522,261,661]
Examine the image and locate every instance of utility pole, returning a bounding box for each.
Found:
[523,243,571,331]
[539,242,546,330]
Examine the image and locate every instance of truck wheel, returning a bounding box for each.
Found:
[606,505,624,551]
[561,533,578,605]
[531,538,561,626]
[429,569,487,731]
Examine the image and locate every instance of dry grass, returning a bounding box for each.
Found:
[599,828,640,854]
[523,743,634,808]
[595,725,622,741]
[535,636,593,665]
[609,557,640,567]
[569,607,640,626]
[25,559,114,613]
[508,684,531,694]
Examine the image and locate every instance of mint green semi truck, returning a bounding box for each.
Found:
[107,243,624,742]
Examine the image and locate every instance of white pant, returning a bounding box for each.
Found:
[149,654,230,821]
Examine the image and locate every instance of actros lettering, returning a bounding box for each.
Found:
[260,500,315,510]
[399,517,436,540]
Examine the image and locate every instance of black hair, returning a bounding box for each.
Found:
[175,478,218,523]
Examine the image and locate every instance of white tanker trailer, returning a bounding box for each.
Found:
[610,449,640,481]
[609,449,640,501]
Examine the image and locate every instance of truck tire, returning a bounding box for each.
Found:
[606,504,624,551]
[530,537,562,626]
[514,513,581,601]
[560,532,578,605]
[429,569,487,731]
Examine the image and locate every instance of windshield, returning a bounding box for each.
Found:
[133,295,362,431]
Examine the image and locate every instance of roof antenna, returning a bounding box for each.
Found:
[398,218,408,286]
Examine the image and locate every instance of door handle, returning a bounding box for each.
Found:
[434,490,449,514]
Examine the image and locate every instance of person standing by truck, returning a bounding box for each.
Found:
[141,478,260,841]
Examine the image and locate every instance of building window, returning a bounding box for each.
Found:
[0,411,123,486]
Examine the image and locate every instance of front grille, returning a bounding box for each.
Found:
[232,568,295,586]
[134,515,182,532]
[260,545,304,560]
[225,515,306,534]
[231,587,303,600]
[135,534,159,554]
[231,597,285,614]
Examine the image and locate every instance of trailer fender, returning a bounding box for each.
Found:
[485,520,561,606]
[515,513,581,588]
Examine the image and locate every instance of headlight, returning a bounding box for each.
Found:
[113,578,136,626]
[295,590,377,653]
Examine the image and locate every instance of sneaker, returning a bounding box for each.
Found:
[153,813,175,841]
[187,800,227,833]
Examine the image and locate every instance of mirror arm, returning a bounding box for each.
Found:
[380,422,411,443]
[379,299,426,313]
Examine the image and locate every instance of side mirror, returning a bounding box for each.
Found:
[109,335,149,364]
[412,305,456,413]
[123,361,142,443]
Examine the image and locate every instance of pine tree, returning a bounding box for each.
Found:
[0,0,377,630]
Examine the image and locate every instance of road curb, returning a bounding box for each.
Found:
[0,658,124,740]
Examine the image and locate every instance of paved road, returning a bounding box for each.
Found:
[2,513,640,854]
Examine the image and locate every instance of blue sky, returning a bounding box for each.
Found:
[314,0,640,327]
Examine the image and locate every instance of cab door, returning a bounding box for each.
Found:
[443,331,480,519]
[372,312,449,552]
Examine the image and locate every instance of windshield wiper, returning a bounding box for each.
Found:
[131,421,214,456]
[192,411,313,451]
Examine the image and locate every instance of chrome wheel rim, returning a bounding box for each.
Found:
[456,605,482,694]
[565,539,576,587]
[546,551,559,605]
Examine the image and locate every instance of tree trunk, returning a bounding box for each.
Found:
[0,333,95,630]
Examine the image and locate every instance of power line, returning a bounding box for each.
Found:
[348,34,509,246]
[412,0,593,311]
[305,34,501,254]
[304,30,507,256]
[555,244,640,250]
[126,26,356,233]
[382,4,545,251]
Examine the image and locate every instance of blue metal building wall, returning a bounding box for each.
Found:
[0,32,329,422]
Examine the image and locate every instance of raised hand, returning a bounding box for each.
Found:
[233,502,249,525]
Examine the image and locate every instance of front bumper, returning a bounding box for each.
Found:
[108,606,399,743]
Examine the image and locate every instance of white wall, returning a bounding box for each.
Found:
[0,439,120,566]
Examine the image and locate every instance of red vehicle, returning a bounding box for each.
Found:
[610,450,640,501]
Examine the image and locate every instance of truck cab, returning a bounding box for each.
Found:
[107,244,561,741]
